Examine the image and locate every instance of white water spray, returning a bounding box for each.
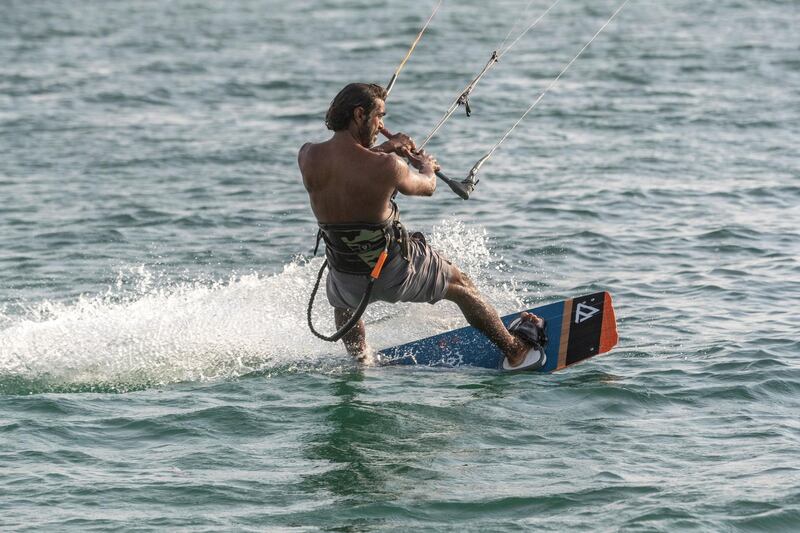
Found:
[0,221,526,392]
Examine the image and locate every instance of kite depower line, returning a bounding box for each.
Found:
[383,0,631,200]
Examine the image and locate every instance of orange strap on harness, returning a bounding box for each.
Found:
[308,245,389,342]
[370,249,389,279]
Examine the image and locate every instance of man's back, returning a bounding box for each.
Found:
[298,137,396,224]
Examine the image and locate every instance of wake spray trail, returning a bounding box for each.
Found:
[0,221,525,393]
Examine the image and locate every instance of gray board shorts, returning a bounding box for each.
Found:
[326,235,455,310]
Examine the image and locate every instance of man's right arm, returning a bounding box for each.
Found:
[388,151,439,197]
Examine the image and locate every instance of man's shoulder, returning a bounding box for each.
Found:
[298,141,316,162]
[326,142,403,180]
[298,141,328,174]
[367,150,405,180]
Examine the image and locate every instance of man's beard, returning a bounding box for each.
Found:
[358,122,377,147]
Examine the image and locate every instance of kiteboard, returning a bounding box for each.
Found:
[379,291,618,372]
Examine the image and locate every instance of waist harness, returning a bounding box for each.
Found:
[308,201,410,342]
[314,201,410,274]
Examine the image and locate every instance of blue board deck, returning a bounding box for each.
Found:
[379,291,618,372]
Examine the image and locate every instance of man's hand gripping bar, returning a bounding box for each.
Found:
[380,129,478,200]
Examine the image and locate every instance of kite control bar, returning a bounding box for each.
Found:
[435,151,490,200]
[435,170,477,200]
[380,128,478,200]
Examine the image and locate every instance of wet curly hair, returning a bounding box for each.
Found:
[325,83,387,131]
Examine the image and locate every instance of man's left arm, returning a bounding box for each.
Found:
[372,129,415,158]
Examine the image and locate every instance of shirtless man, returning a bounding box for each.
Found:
[298,83,546,369]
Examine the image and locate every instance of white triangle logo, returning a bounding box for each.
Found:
[575,303,600,324]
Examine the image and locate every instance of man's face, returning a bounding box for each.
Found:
[358,99,385,147]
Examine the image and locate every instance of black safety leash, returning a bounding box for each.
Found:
[307,247,389,342]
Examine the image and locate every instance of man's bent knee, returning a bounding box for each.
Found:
[445,267,477,302]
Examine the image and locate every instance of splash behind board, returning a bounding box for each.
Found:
[379,291,618,372]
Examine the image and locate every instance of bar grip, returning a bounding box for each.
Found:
[436,170,476,200]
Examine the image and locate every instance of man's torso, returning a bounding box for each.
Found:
[299,139,396,224]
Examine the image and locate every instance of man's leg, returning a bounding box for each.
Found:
[443,267,536,367]
[334,307,367,358]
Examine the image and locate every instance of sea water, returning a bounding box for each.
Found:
[1,0,798,530]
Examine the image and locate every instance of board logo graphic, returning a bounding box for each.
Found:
[575,302,600,324]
